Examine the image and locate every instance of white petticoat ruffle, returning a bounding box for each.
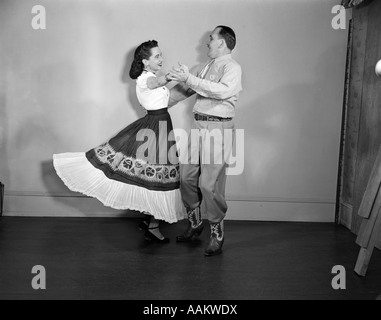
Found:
[53,152,186,223]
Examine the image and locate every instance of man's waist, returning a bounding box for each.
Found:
[194,113,233,122]
[194,99,236,119]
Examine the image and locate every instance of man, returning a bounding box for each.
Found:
[168,26,242,256]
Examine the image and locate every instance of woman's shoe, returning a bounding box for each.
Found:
[139,216,151,231]
[144,227,170,244]
[139,220,149,231]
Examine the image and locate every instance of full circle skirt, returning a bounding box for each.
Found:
[53,108,185,223]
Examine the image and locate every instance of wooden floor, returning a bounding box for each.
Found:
[0,216,380,300]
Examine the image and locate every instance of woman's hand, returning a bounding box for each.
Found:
[168,62,190,82]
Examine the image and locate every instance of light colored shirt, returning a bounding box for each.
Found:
[170,54,242,118]
[136,71,170,110]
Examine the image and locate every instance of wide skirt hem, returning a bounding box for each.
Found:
[53,152,186,224]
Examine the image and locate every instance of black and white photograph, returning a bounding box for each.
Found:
[1,0,381,304]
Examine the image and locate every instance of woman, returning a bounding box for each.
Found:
[53,40,184,243]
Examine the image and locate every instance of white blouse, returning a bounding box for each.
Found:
[136,71,170,110]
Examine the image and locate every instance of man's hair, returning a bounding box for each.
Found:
[216,25,236,51]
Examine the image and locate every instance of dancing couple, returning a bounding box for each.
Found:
[53,25,242,256]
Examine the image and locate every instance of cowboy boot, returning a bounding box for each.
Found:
[176,207,204,242]
[204,221,224,256]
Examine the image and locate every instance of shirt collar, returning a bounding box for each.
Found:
[213,53,232,63]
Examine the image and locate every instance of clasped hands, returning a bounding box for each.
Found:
[166,62,190,82]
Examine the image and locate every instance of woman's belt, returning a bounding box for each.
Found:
[146,108,169,115]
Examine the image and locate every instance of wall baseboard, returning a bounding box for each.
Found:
[225,199,335,222]
[3,193,335,222]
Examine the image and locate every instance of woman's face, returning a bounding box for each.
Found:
[144,47,163,73]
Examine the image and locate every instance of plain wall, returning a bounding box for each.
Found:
[0,0,348,221]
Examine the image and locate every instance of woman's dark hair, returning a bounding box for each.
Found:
[129,40,158,80]
[216,25,236,51]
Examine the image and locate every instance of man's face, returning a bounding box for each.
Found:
[207,28,222,59]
